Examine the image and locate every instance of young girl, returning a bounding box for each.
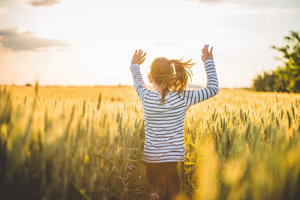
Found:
[130,45,218,200]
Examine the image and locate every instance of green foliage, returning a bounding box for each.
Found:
[253,30,300,92]
[253,71,277,92]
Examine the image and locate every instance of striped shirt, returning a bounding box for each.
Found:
[130,58,219,163]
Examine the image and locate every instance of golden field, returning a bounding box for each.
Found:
[0,85,300,200]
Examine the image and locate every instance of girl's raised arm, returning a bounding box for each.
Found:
[183,45,219,107]
[130,49,149,101]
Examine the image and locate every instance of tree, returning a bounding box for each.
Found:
[253,71,277,92]
[252,31,300,92]
[272,30,300,93]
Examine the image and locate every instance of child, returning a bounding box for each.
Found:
[130,45,218,200]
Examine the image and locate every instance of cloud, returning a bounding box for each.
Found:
[0,0,12,6]
[0,28,69,51]
[27,0,60,7]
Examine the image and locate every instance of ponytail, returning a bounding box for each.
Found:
[170,59,194,93]
[150,57,195,105]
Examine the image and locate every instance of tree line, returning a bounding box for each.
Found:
[252,31,300,93]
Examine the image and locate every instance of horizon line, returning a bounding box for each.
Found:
[0,83,251,90]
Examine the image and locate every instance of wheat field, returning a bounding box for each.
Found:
[0,85,299,200]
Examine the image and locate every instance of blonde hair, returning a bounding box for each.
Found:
[149,57,194,104]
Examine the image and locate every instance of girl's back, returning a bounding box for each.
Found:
[142,90,188,163]
[131,55,218,163]
[130,46,218,199]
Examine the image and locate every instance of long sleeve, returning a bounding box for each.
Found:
[183,58,219,107]
[130,63,149,101]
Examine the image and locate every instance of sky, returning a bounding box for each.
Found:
[0,0,299,88]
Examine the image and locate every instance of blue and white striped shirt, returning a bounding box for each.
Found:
[130,58,218,163]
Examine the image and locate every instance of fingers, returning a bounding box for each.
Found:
[202,44,213,54]
[133,49,146,64]
[134,49,142,56]
[135,49,146,56]
[136,49,147,58]
[201,44,214,61]
[202,44,209,53]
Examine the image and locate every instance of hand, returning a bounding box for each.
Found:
[201,44,213,62]
[131,49,146,65]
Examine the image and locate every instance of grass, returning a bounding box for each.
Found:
[0,85,299,200]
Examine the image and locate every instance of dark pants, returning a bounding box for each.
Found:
[144,161,184,200]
